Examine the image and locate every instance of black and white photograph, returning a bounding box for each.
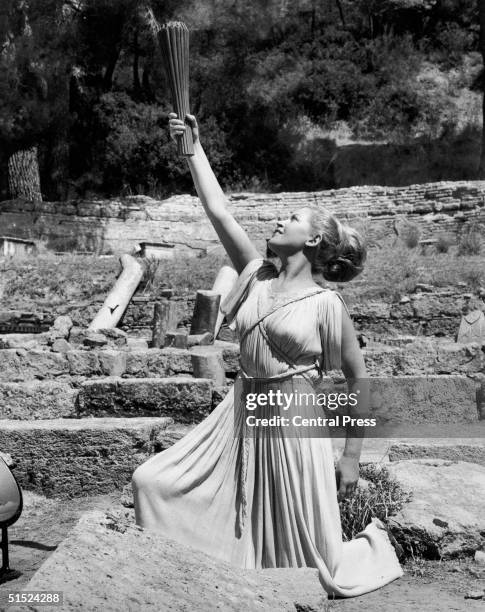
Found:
[0,1,485,610]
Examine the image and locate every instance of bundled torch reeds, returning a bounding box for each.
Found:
[157,20,193,156]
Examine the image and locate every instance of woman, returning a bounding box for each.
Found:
[131,114,403,598]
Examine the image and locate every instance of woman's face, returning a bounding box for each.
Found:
[267,207,319,255]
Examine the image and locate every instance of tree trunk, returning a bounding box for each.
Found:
[478,0,485,177]
[133,29,141,97]
[335,0,346,28]
[7,145,42,200]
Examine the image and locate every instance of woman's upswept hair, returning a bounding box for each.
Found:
[308,207,366,282]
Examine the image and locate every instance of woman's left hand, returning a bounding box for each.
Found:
[335,455,360,501]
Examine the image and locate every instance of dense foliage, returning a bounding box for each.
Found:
[0,0,482,200]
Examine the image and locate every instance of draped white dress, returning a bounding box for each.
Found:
[131,258,403,598]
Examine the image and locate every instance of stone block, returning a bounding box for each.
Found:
[51,338,72,353]
[66,350,101,377]
[0,381,78,419]
[0,333,50,350]
[411,294,464,319]
[187,332,214,346]
[83,331,108,348]
[387,459,485,557]
[11,510,324,611]
[0,349,69,382]
[126,338,149,350]
[0,417,172,497]
[161,348,193,375]
[190,347,226,386]
[97,328,128,347]
[78,377,214,422]
[51,315,73,338]
[152,423,196,452]
[389,441,485,466]
[164,330,188,349]
[98,349,127,377]
[366,375,478,427]
[352,301,391,319]
[436,342,485,374]
[124,348,192,378]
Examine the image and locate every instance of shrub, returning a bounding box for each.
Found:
[138,256,162,295]
[463,269,483,292]
[338,463,412,542]
[458,228,482,256]
[435,234,453,253]
[402,223,421,249]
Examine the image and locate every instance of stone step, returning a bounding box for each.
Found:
[75,374,482,425]
[362,340,484,376]
[1,375,480,425]
[0,339,482,383]
[389,438,485,466]
[0,378,217,421]
[333,431,485,466]
[152,423,197,452]
[0,417,173,498]
[0,344,240,382]
[320,375,480,425]
[78,377,215,422]
[0,380,78,419]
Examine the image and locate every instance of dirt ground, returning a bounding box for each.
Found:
[0,492,484,612]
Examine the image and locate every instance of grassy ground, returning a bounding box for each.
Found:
[0,236,483,314]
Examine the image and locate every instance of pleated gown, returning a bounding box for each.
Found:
[131,258,404,598]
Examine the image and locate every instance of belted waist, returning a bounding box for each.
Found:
[238,360,321,382]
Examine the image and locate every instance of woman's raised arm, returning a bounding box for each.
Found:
[169,113,261,274]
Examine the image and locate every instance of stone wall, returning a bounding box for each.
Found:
[13,287,481,339]
[1,180,484,254]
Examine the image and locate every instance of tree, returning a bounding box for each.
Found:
[0,0,43,200]
[479,0,485,176]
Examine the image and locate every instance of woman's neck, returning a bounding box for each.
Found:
[276,253,314,287]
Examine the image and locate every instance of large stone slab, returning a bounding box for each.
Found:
[9,510,324,611]
[0,417,172,498]
[0,349,69,381]
[366,376,478,426]
[389,440,485,466]
[0,332,50,350]
[387,459,485,558]
[0,381,77,419]
[66,349,127,377]
[363,341,485,376]
[78,377,214,422]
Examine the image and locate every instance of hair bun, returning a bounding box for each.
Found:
[321,225,367,283]
[309,209,367,282]
[322,257,359,283]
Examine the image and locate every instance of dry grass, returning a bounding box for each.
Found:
[333,235,485,301]
[1,234,483,313]
[0,253,118,310]
[338,464,413,543]
[458,227,482,256]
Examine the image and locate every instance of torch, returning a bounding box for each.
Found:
[157,20,194,156]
